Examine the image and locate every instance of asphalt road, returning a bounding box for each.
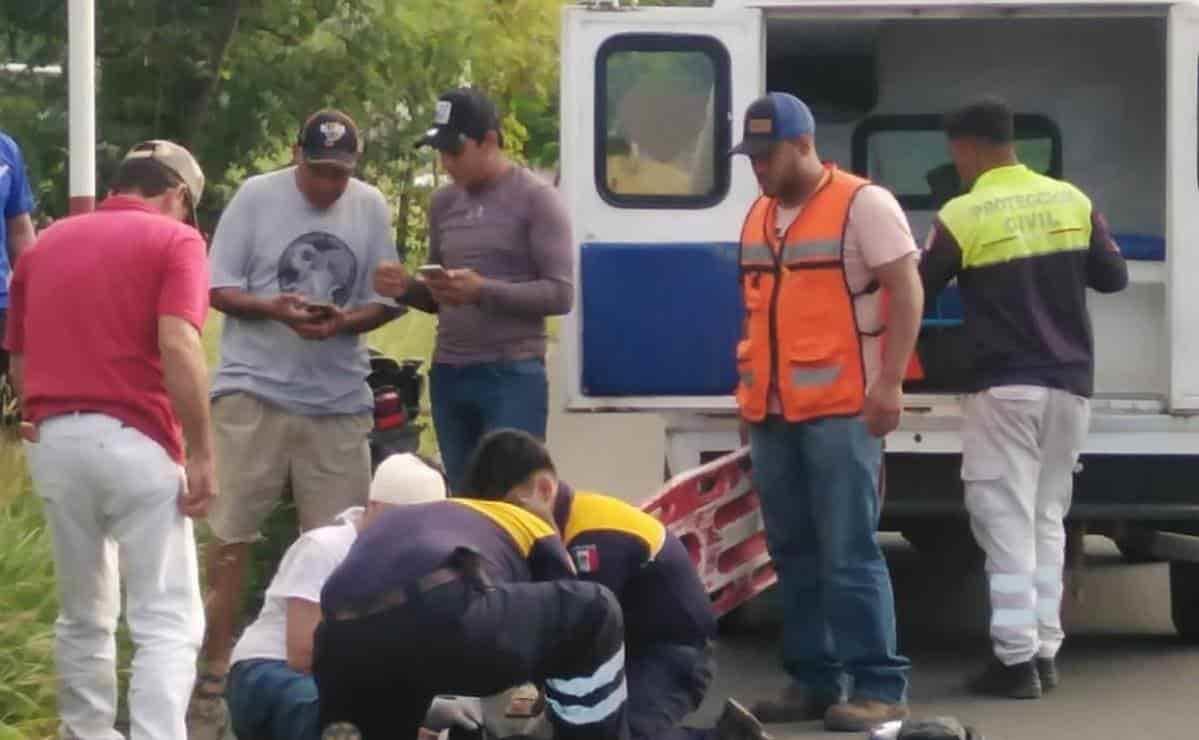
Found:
[540,349,1199,740]
[204,535,1197,740]
[689,535,1199,740]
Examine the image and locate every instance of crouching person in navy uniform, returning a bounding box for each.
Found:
[226,454,490,740]
[314,481,629,740]
[461,429,771,740]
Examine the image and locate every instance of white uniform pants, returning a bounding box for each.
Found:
[961,386,1090,666]
[25,414,204,740]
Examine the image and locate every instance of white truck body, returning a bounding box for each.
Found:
[559,0,1199,477]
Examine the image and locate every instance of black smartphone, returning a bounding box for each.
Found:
[304,302,337,320]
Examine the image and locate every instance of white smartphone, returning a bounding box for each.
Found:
[418,264,449,280]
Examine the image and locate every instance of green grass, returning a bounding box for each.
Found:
[0,436,58,740]
[0,310,440,738]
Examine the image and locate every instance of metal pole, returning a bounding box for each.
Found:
[68,0,95,214]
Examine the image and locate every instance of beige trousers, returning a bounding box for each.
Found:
[206,392,372,543]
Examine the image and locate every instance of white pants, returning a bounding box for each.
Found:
[25,414,204,740]
[961,386,1090,666]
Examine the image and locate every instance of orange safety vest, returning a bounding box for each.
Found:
[735,165,922,423]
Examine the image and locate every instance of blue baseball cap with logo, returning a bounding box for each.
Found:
[729,92,816,157]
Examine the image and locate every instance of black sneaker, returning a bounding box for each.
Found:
[715,698,772,740]
[1036,656,1059,691]
[967,658,1042,699]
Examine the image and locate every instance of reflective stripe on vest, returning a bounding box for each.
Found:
[735,166,869,423]
[781,239,841,265]
[938,164,1093,270]
[741,243,774,268]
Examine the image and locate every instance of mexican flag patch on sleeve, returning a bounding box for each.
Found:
[571,544,600,574]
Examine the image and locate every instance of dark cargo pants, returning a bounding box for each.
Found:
[315,579,628,740]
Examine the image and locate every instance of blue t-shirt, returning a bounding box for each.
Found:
[0,132,35,309]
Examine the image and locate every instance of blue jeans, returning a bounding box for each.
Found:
[227,658,320,740]
[749,415,910,703]
[429,359,548,491]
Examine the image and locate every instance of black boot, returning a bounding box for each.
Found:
[967,658,1042,699]
[1036,656,1059,691]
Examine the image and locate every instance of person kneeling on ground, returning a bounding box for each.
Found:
[225,454,481,740]
[313,459,628,740]
[460,428,770,740]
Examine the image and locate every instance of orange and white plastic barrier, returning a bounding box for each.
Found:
[641,447,776,617]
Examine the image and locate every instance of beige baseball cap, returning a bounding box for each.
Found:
[369,453,448,507]
[122,140,205,225]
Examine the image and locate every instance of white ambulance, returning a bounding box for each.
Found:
[557,0,1199,638]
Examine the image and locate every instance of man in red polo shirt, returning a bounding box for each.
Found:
[4,140,214,740]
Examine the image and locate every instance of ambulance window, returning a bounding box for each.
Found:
[850,114,1062,212]
[596,34,731,208]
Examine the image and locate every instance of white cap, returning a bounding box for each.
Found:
[369,453,447,506]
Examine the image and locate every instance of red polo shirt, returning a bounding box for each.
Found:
[4,195,209,462]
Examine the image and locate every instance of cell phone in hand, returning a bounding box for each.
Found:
[418,264,450,280]
[304,302,337,320]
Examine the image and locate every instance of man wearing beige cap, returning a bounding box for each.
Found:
[4,140,213,740]
[224,454,481,740]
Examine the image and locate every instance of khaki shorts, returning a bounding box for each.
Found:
[207,392,372,543]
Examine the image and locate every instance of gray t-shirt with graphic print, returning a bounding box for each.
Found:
[210,167,394,415]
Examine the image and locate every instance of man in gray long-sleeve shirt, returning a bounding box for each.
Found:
[375,88,573,490]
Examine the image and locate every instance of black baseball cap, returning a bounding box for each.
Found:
[298,109,362,170]
[416,88,501,151]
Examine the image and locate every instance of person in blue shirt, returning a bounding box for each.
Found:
[0,130,37,378]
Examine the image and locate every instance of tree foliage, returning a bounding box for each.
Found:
[1,0,564,253]
[0,0,716,248]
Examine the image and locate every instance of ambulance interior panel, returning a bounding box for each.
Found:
[766,15,1167,399]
